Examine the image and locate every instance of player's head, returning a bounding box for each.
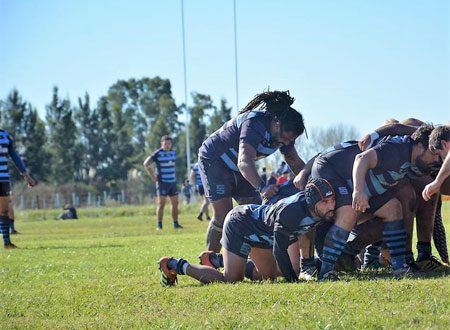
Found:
[429,125,450,160]
[305,178,335,219]
[160,135,173,150]
[240,90,305,146]
[411,124,439,172]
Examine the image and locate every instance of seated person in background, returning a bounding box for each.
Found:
[58,204,78,220]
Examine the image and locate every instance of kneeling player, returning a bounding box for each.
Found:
[158,178,335,286]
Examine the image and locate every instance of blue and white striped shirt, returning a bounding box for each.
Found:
[0,129,27,183]
[149,148,177,183]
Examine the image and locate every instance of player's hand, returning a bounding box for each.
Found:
[261,184,279,199]
[23,172,37,187]
[293,170,308,190]
[358,134,371,151]
[352,190,369,212]
[151,175,158,182]
[422,181,440,201]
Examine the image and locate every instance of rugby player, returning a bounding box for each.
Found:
[0,129,36,248]
[158,178,335,286]
[310,124,438,279]
[144,135,182,230]
[198,90,306,252]
[190,162,210,221]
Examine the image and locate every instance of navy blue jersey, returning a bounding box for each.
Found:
[244,192,320,281]
[0,130,26,183]
[149,148,176,183]
[192,163,203,187]
[317,136,426,197]
[199,110,294,171]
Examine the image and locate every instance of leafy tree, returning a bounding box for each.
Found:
[189,93,214,161]
[45,87,78,184]
[0,89,49,182]
[208,98,232,135]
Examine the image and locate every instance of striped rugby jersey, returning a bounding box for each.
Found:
[149,148,177,183]
[0,129,27,183]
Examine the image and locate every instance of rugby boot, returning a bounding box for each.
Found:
[198,251,222,269]
[415,256,450,273]
[173,222,183,229]
[158,257,178,287]
[299,258,317,281]
[4,243,18,249]
[392,265,414,279]
[319,270,340,281]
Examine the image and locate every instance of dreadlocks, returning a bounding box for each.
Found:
[240,90,305,137]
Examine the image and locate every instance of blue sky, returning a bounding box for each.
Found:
[1,0,449,135]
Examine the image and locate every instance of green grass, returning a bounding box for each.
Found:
[1,202,450,329]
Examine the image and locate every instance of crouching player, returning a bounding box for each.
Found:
[158,178,335,286]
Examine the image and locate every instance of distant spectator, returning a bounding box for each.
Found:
[260,167,267,185]
[58,204,78,220]
[276,161,287,176]
[182,179,192,204]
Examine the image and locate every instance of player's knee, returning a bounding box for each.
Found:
[385,198,403,220]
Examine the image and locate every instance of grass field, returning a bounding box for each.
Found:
[1,202,450,329]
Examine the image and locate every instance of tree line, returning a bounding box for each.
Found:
[0,76,232,193]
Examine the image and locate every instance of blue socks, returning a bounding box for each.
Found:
[0,216,11,245]
[320,224,350,278]
[416,241,432,262]
[168,258,189,275]
[383,220,407,271]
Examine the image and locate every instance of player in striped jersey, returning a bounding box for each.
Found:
[190,162,210,221]
[158,178,335,286]
[0,129,36,248]
[198,90,306,252]
[144,135,182,230]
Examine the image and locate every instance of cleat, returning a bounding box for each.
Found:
[173,222,183,229]
[416,256,450,273]
[319,270,340,281]
[10,230,19,235]
[156,223,163,231]
[299,268,317,281]
[393,265,414,279]
[206,216,211,221]
[4,243,18,249]
[198,251,219,269]
[361,259,384,270]
[197,214,203,221]
[336,253,357,272]
[158,257,177,287]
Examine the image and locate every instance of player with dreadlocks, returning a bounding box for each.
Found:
[157,178,335,286]
[197,90,306,252]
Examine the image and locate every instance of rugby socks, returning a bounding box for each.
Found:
[382,220,407,271]
[167,258,189,275]
[10,218,16,232]
[319,224,350,278]
[0,216,11,245]
[245,259,256,280]
[416,241,432,262]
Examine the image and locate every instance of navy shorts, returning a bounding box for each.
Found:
[198,156,260,203]
[156,182,178,197]
[220,206,273,258]
[0,182,11,197]
[311,158,394,214]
